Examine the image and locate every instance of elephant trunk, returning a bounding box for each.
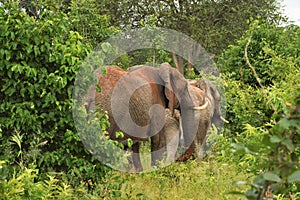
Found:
[180,109,198,150]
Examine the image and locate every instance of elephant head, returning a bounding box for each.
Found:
[194,78,228,128]
[127,62,203,148]
[158,63,204,151]
[176,78,227,161]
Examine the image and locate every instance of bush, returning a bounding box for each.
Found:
[219,20,300,87]
[218,20,300,134]
[0,1,113,184]
[229,98,300,199]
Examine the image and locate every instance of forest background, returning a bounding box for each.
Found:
[0,0,299,199]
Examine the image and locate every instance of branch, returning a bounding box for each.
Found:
[172,53,179,69]
[244,32,277,113]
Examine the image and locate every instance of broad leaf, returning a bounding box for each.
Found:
[287,170,300,183]
[270,135,281,143]
[263,172,282,182]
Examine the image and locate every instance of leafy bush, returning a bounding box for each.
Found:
[219,20,300,87]
[219,20,300,134]
[229,99,300,199]
[68,0,119,48]
[0,160,109,199]
[0,0,114,184]
[215,20,300,199]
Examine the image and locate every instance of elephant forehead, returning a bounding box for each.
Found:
[189,85,206,105]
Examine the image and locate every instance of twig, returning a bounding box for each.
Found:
[244,32,277,113]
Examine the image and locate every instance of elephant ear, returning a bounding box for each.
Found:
[159,62,189,114]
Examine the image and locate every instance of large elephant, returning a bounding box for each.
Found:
[177,78,228,161]
[83,63,206,171]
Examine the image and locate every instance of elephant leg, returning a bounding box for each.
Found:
[165,126,179,165]
[131,142,143,172]
[151,134,165,166]
[195,120,210,159]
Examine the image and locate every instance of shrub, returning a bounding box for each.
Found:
[218,20,300,134]
[230,98,300,199]
[0,1,113,184]
[219,20,300,87]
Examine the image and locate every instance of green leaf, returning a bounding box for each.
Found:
[278,118,292,129]
[287,170,300,183]
[281,138,294,152]
[5,51,11,61]
[101,68,107,75]
[96,85,101,93]
[270,135,281,143]
[127,138,133,148]
[136,193,144,198]
[115,131,124,139]
[5,87,16,97]
[101,42,112,53]
[263,172,282,182]
[34,46,40,56]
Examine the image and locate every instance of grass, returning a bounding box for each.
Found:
[113,159,251,200]
[0,158,251,200]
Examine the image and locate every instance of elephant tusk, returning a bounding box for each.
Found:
[220,116,229,123]
[193,101,208,110]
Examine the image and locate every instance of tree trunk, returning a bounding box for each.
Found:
[178,56,184,75]
[186,61,193,78]
[172,53,184,75]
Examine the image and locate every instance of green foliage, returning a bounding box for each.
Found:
[219,20,300,87]
[215,20,300,199]
[111,19,174,69]
[117,160,250,199]
[229,100,300,199]
[0,161,75,199]
[0,159,250,199]
[0,0,114,184]
[99,0,285,55]
[0,1,299,199]
[68,0,119,48]
[219,20,300,133]
[221,75,272,134]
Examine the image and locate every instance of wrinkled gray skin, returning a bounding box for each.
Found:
[151,78,218,165]
[183,78,225,159]
[153,78,226,162]
[84,63,200,171]
[151,109,180,166]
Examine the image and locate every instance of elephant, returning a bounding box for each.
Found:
[150,108,181,166]
[177,78,228,161]
[83,63,208,171]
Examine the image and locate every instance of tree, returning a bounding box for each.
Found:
[18,0,119,48]
[97,0,286,74]
[0,0,116,183]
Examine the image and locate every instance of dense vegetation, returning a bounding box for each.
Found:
[0,0,299,199]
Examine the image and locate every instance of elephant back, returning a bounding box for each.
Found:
[94,66,166,143]
[95,66,127,113]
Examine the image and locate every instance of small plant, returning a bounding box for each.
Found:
[231,98,300,199]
